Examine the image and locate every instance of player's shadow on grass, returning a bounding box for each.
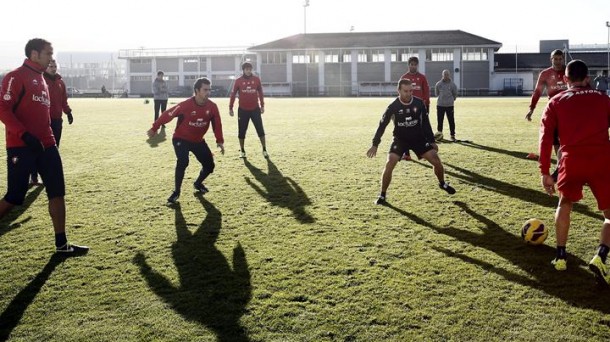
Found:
[385,201,610,313]
[0,252,86,340]
[437,162,600,220]
[0,186,44,239]
[243,158,315,224]
[133,195,252,342]
[457,140,556,163]
[146,126,167,148]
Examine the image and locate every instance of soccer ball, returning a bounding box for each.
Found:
[434,131,443,141]
[521,218,548,245]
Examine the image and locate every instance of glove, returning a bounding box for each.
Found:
[67,112,74,125]
[21,132,44,153]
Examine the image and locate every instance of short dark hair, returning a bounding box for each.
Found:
[25,38,51,58]
[242,61,253,70]
[193,77,211,92]
[565,59,588,82]
[407,56,419,65]
[550,49,564,58]
[398,78,413,89]
[157,70,164,76]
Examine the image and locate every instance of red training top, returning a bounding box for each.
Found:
[0,59,55,148]
[44,72,71,120]
[151,97,224,144]
[229,74,265,111]
[401,71,430,107]
[539,86,610,175]
[529,67,567,110]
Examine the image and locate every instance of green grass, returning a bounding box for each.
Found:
[1,96,609,341]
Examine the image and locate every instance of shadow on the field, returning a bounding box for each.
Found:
[440,162,601,220]
[0,185,44,239]
[243,158,315,224]
[133,195,252,342]
[146,126,167,148]
[0,252,85,340]
[456,140,556,164]
[385,201,609,313]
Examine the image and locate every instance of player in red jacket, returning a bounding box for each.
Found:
[229,61,267,159]
[29,59,75,186]
[400,56,430,161]
[0,38,87,253]
[539,59,610,286]
[148,77,225,204]
[526,49,567,177]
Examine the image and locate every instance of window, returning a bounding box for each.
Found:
[371,50,384,62]
[342,52,352,63]
[429,49,454,61]
[462,48,488,61]
[325,50,339,63]
[292,51,318,64]
[131,76,152,81]
[357,50,368,63]
[262,52,287,64]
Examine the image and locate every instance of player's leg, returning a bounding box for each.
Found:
[377,152,401,204]
[446,106,456,141]
[160,100,168,128]
[38,146,87,252]
[436,106,445,133]
[192,141,215,194]
[420,147,455,194]
[237,108,251,158]
[250,108,268,157]
[551,196,572,271]
[51,118,63,147]
[1,147,35,219]
[586,170,610,284]
[154,100,161,121]
[169,139,190,203]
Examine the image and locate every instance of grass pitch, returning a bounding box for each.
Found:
[0,96,609,341]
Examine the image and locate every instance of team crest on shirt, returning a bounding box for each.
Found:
[190,111,197,116]
[32,79,39,86]
[11,156,18,164]
[3,94,10,101]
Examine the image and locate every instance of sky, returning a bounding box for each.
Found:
[1,0,609,70]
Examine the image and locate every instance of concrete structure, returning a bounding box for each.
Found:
[119,30,502,97]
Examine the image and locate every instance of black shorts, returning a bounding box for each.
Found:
[5,146,65,205]
[389,138,434,159]
[237,108,265,139]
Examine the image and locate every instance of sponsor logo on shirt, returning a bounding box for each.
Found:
[32,93,50,106]
[188,118,209,128]
[397,117,418,127]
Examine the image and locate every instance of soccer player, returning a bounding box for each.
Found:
[30,59,75,186]
[152,70,168,123]
[539,59,610,286]
[526,49,567,177]
[229,61,267,159]
[367,79,456,205]
[147,77,225,204]
[0,38,88,253]
[434,69,459,141]
[400,56,430,161]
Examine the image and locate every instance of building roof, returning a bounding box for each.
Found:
[495,51,609,71]
[249,30,502,51]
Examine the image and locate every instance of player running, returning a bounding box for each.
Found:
[539,60,610,286]
[526,49,567,179]
[147,77,224,204]
[367,79,456,205]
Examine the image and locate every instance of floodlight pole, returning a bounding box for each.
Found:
[606,21,610,76]
[304,0,310,97]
